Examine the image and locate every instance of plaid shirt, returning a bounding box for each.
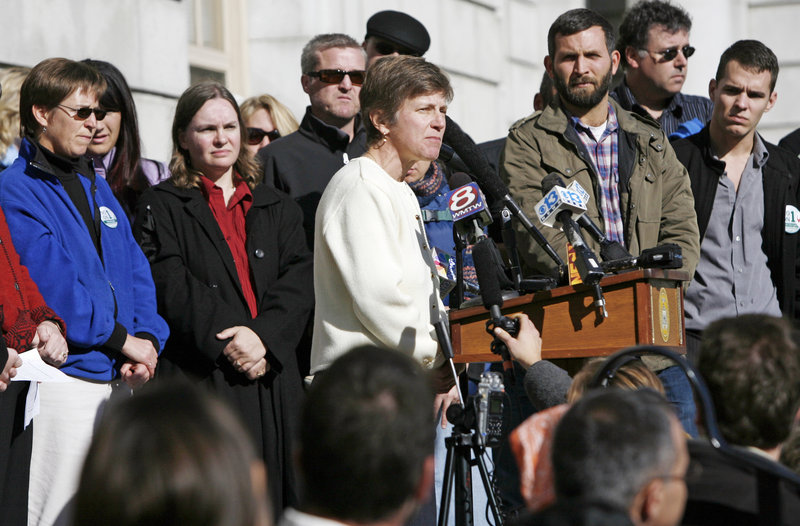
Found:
[570,103,625,244]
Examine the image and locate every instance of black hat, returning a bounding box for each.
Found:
[365,10,430,56]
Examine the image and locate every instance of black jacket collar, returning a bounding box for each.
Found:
[153,178,282,208]
[298,106,364,151]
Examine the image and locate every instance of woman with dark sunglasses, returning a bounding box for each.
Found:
[134,81,313,520]
[81,60,170,221]
[240,93,299,157]
[0,57,169,525]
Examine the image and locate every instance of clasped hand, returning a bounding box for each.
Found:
[217,326,270,381]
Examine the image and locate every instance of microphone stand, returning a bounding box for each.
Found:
[452,229,467,310]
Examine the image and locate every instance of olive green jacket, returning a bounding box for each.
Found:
[500,99,700,281]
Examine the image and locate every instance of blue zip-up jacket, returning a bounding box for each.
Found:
[0,139,169,381]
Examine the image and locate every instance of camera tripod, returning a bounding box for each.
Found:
[437,405,504,526]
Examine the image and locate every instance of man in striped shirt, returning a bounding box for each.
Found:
[612,0,712,138]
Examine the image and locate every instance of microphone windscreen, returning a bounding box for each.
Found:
[473,238,504,309]
[443,116,508,201]
[449,171,473,189]
[541,172,566,194]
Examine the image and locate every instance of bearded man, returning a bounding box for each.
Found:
[499,7,700,436]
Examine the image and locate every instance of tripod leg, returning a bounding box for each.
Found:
[472,446,504,526]
[438,438,456,526]
[454,445,474,526]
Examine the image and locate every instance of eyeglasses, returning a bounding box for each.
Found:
[57,104,107,121]
[641,45,696,63]
[305,69,366,86]
[373,40,421,57]
[246,127,281,145]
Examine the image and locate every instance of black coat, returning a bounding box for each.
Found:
[133,180,313,515]
[672,128,800,319]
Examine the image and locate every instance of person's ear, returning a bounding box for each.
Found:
[32,105,51,129]
[177,129,189,151]
[708,78,717,100]
[611,49,621,76]
[544,55,554,80]
[301,74,312,94]
[634,479,665,526]
[765,90,778,113]
[626,47,642,69]
[370,109,391,138]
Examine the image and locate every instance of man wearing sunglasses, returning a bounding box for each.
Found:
[258,33,367,250]
[612,0,712,138]
[362,10,430,68]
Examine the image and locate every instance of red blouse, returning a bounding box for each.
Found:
[0,207,65,350]
[199,175,258,318]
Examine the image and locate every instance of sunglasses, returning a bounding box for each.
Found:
[642,45,696,63]
[246,127,281,145]
[57,104,107,121]
[305,69,366,86]
[373,40,421,57]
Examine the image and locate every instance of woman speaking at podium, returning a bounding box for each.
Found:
[311,55,457,399]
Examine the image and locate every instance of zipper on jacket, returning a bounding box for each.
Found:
[108,280,118,318]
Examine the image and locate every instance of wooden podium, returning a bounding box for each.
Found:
[448,269,689,363]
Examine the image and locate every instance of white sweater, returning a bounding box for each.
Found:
[311,157,445,375]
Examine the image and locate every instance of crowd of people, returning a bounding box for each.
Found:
[2,1,800,526]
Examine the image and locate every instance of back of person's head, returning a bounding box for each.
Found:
[699,314,800,450]
[715,39,779,93]
[553,388,680,511]
[547,8,616,59]
[0,66,31,158]
[299,346,435,522]
[567,355,665,403]
[74,382,271,526]
[617,0,692,68]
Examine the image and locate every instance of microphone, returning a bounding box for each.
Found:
[442,116,566,280]
[538,173,608,317]
[601,243,683,273]
[538,174,604,285]
[448,180,492,246]
[563,179,632,262]
[472,237,518,385]
[576,215,632,261]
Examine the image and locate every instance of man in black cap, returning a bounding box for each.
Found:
[362,10,430,67]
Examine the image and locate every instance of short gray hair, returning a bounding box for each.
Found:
[300,33,363,73]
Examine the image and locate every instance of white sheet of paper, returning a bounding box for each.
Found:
[12,349,73,383]
[24,381,38,429]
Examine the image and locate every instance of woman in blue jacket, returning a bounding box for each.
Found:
[0,57,169,526]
